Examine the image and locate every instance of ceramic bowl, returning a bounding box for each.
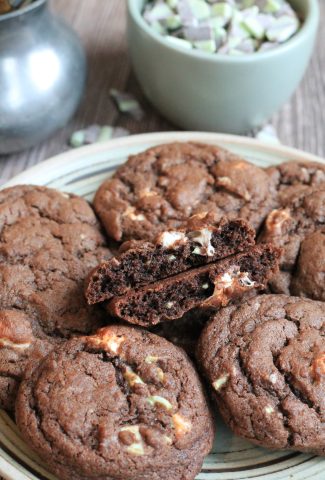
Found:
[127,0,319,134]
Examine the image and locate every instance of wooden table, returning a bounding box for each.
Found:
[0,0,324,185]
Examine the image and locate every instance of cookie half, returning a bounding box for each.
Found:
[86,217,255,304]
[16,325,215,480]
[197,294,325,455]
[94,142,277,242]
[106,244,280,326]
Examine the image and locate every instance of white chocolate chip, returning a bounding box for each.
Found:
[159,231,186,248]
[120,425,141,436]
[127,443,144,455]
[145,355,159,364]
[168,255,176,261]
[265,405,274,414]
[219,272,234,288]
[189,228,215,256]
[123,366,145,387]
[172,413,192,438]
[0,338,31,351]
[89,332,124,355]
[217,176,232,187]
[166,301,174,309]
[120,425,145,456]
[212,374,229,391]
[105,334,124,354]
[204,268,257,307]
[156,368,165,382]
[144,355,165,381]
[164,435,172,445]
[202,283,210,289]
[239,272,256,287]
[59,192,70,199]
[266,208,291,236]
[139,188,158,198]
[147,395,173,411]
[269,373,278,384]
[123,206,146,221]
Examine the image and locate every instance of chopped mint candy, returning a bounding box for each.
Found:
[163,14,182,29]
[236,37,258,53]
[263,0,282,14]
[69,126,129,148]
[143,2,173,22]
[184,24,212,41]
[110,89,144,120]
[212,25,227,42]
[188,0,211,21]
[259,40,278,51]
[194,38,216,52]
[143,0,300,55]
[69,130,85,148]
[151,20,167,35]
[266,15,299,42]
[241,0,256,7]
[210,3,233,27]
[167,0,179,7]
[165,35,193,49]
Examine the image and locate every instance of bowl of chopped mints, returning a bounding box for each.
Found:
[127,0,319,134]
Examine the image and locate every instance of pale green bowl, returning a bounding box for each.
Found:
[127,0,319,134]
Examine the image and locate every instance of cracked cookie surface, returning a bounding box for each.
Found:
[267,160,325,206]
[16,325,215,480]
[0,185,111,410]
[197,294,325,455]
[94,142,277,242]
[259,185,325,300]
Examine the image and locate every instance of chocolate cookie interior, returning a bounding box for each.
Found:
[107,244,280,326]
[86,219,255,304]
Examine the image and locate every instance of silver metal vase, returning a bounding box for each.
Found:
[0,0,86,154]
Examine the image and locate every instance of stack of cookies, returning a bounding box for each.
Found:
[1,143,324,480]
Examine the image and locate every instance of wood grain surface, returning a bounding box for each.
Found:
[0,0,324,185]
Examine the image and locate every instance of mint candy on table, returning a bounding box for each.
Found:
[143,0,300,55]
[69,126,129,148]
[110,89,145,120]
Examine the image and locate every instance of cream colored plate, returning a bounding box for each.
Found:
[0,132,324,480]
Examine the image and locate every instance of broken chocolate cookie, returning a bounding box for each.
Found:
[86,217,255,304]
[106,244,280,326]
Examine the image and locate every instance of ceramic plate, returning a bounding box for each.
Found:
[0,132,324,480]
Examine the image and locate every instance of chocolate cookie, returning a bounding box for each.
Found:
[16,325,215,480]
[86,217,255,304]
[150,308,213,357]
[259,184,325,300]
[197,294,325,455]
[267,160,325,206]
[0,185,111,409]
[107,244,280,326]
[94,142,277,242]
